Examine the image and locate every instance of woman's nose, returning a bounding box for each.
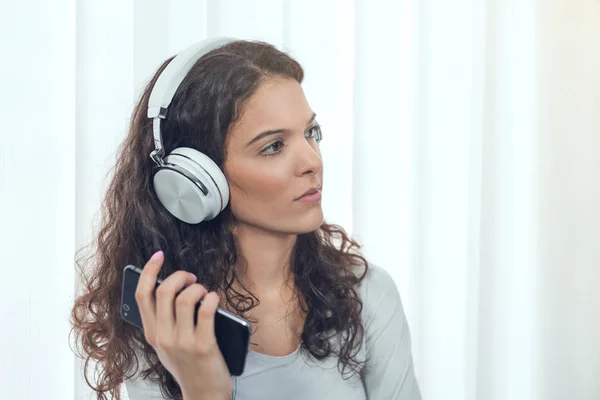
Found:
[297,139,323,176]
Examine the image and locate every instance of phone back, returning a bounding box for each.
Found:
[120,265,251,376]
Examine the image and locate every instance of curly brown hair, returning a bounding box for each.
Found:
[70,39,369,400]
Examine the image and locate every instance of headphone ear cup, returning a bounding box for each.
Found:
[152,147,229,224]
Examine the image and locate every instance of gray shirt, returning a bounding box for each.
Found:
[125,264,422,399]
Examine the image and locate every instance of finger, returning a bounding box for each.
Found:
[155,270,197,340]
[135,250,164,340]
[175,283,208,339]
[195,291,220,347]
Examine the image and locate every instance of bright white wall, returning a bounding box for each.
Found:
[536,1,600,398]
[0,1,76,399]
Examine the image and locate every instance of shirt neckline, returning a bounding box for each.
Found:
[247,342,303,364]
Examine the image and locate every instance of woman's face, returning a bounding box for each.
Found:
[224,78,324,235]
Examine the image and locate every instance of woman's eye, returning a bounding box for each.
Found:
[261,125,322,157]
[262,140,284,156]
[306,124,322,142]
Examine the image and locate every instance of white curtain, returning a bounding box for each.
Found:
[1,1,599,399]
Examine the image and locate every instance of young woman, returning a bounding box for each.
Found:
[71,37,421,400]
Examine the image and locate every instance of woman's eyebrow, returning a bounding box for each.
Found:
[246,112,317,147]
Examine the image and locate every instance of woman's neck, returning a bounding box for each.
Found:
[232,223,297,297]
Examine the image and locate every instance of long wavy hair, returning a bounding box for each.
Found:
[70,39,369,400]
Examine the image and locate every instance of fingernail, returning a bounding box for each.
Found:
[189,273,197,281]
[151,250,163,261]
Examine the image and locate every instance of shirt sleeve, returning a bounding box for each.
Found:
[360,265,422,400]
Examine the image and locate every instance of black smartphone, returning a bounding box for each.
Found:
[120,265,251,376]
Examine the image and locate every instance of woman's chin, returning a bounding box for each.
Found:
[295,208,325,234]
[268,209,324,235]
[237,207,324,236]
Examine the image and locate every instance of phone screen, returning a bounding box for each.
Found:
[120,265,251,376]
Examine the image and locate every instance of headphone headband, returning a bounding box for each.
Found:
[148,37,238,165]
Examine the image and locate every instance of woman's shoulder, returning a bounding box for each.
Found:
[125,375,166,400]
[351,262,399,299]
[123,351,167,400]
[350,261,406,327]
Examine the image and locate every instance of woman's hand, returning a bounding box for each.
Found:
[135,250,232,400]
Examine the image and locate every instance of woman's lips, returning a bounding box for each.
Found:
[296,189,322,204]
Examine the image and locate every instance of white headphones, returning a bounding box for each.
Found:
[147,37,238,224]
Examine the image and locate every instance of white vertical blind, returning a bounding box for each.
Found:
[0,1,76,399]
